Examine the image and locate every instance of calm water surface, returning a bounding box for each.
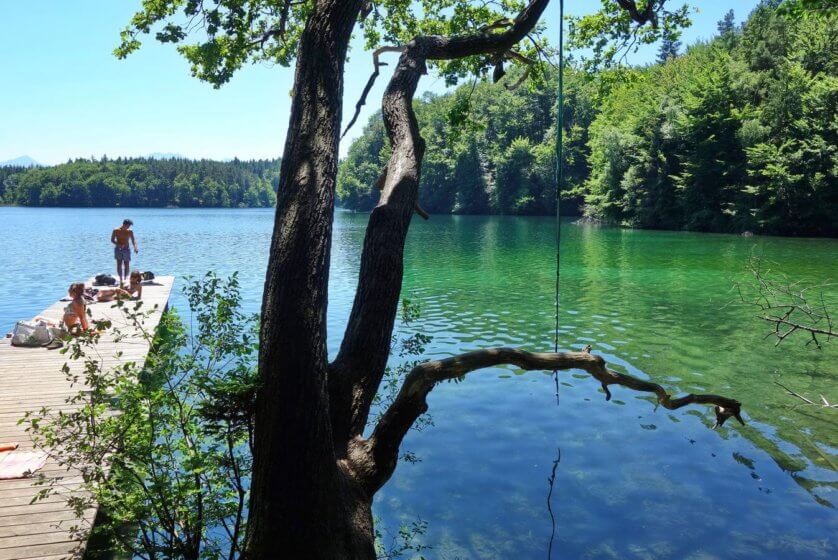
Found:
[0,207,835,559]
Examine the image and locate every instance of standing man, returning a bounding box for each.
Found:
[111,219,138,285]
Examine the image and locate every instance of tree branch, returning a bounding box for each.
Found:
[329,0,551,446]
[364,347,743,490]
[248,0,302,48]
[615,0,662,26]
[415,0,551,61]
[739,257,835,349]
[774,381,836,408]
[341,46,406,139]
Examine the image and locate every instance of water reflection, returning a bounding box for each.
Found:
[546,446,561,560]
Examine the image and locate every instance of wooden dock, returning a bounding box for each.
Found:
[0,276,174,560]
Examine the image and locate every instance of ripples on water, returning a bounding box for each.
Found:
[0,208,835,558]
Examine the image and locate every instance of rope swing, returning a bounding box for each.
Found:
[552,0,565,406]
[547,3,565,551]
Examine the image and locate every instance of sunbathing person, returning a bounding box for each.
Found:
[96,287,133,302]
[127,270,143,299]
[63,283,90,333]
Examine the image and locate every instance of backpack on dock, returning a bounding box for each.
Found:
[94,274,117,286]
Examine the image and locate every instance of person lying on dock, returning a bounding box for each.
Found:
[96,287,133,302]
[96,271,143,302]
[63,282,91,334]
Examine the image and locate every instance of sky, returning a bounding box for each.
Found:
[0,0,761,165]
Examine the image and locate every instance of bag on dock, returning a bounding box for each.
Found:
[141,271,155,281]
[94,274,118,286]
[10,320,53,347]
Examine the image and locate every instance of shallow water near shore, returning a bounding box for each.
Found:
[0,207,835,558]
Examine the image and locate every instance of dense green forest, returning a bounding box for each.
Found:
[338,3,837,236]
[0,157,278,207]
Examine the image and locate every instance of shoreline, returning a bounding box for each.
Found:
[1,205,837,240]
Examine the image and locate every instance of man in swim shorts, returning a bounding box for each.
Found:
[111,219,138,285]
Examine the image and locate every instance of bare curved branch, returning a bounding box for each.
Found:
[504,66,530,90]
[364,347,743,490]
[341,46,406,139]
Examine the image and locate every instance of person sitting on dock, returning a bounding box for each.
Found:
[127,270,143,299]
[111,219,138,286]
[63,283,90,334]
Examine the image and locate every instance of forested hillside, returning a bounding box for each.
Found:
[338,3,837,236]
[0,157,278,207]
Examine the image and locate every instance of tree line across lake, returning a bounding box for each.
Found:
[0,157,278,208]
[338,3,836,236]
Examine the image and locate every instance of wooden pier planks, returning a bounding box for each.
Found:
[0,277,174,560]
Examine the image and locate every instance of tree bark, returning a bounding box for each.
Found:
[246,1,372,557]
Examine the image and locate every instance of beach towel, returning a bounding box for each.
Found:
[0,449,48,479]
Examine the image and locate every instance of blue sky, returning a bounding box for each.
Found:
[0,1,760,165]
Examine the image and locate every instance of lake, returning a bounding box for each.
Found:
[0,207,835,558]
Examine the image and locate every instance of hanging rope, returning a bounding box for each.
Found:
[547,4,564,554]
[552,0,565,406]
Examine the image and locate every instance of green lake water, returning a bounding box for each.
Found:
[0,207,835,558]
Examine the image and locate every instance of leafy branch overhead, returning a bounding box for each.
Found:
[568,0,692,71]
[115,0,553,88]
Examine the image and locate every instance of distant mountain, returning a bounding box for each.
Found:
[147,152,184,160]
[0,155,41,167]
[147,154,261,162]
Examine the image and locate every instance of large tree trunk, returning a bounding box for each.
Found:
[247,2,554,557]
[244,1,742,558]
[245,1,373,557]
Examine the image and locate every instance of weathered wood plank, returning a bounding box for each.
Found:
[0,509,95,529]
[0,541,83,560]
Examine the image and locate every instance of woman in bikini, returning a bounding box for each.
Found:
[63,283,90,333]
[127,270,143,299]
